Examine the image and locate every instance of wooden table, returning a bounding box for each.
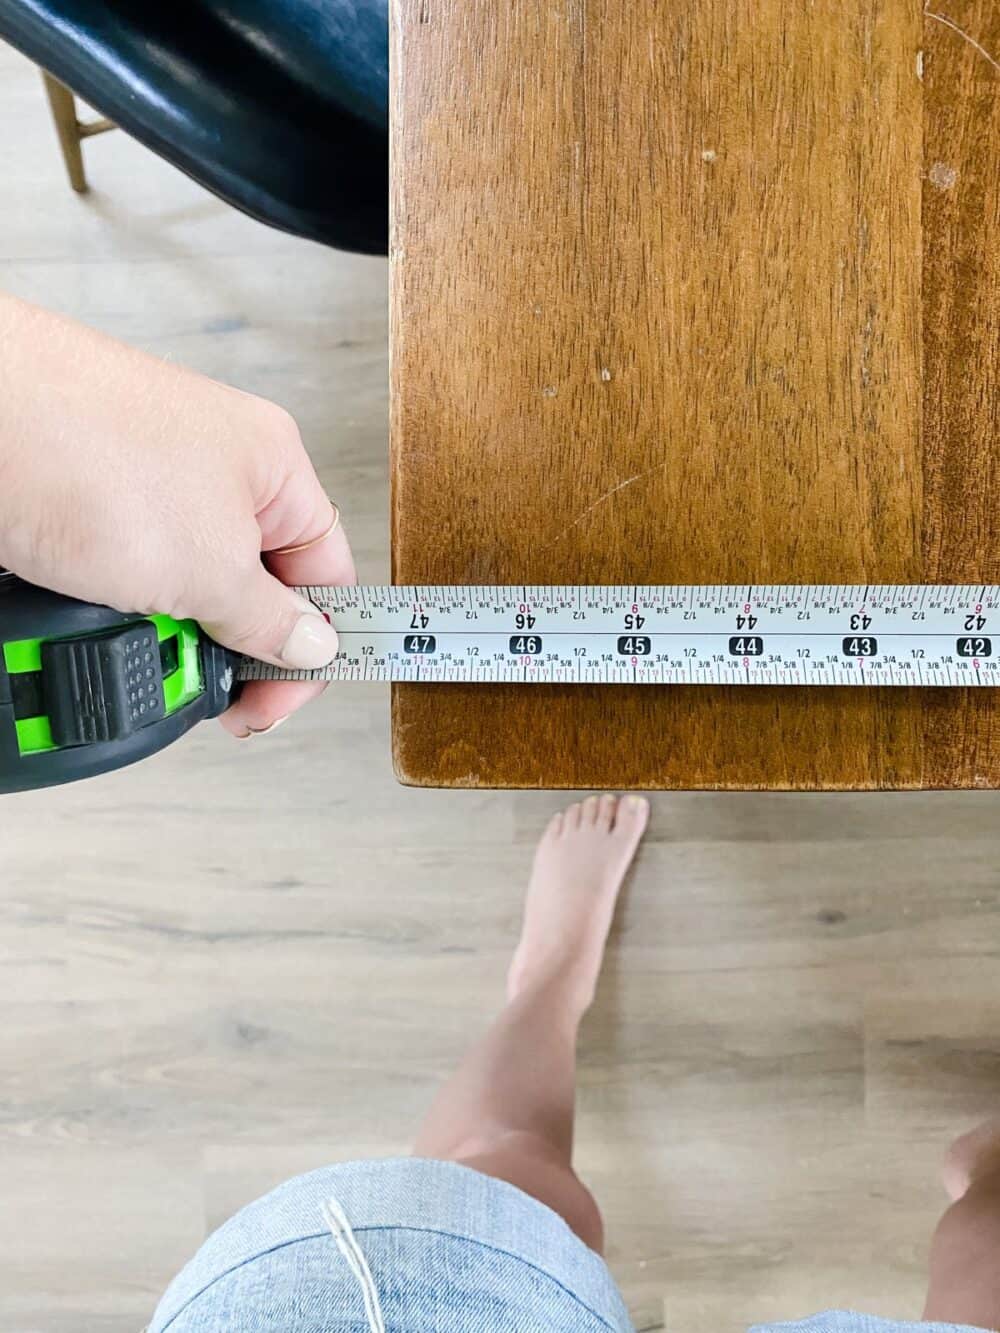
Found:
[390,1,1000,789]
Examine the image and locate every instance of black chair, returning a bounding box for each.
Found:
[0,0,388,255]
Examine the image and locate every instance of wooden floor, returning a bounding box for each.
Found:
[4,45,1000,1333]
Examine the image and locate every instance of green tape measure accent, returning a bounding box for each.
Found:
[159,618,203,712]
[3,637,42,674]
[4,636,50,755]
[150,614,180,643]
[14,715,56,755]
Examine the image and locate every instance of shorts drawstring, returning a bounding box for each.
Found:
[321,1195,387,1333]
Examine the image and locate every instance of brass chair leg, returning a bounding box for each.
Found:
[41,71,87,192]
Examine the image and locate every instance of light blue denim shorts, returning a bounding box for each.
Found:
[149,1157,633,1331]
[148,1157,989,1333]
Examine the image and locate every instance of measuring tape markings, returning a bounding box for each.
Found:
[237,585,1000,687]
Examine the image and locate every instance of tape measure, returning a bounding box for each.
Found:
[1,575,238,793]
[5,579,1000,794]
[241,584,1000,688]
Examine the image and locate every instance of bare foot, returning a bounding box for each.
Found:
[506,794,649,1013]
[943,1119,1000,1201]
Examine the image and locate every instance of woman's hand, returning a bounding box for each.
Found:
[0,293,355,736]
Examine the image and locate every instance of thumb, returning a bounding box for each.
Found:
[200,561,340,670]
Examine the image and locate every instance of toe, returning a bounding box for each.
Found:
[596,794,617,831]
[582,795,600,825]
[544,810,564,840]
[614,795,650,841]
[564,801,583,830]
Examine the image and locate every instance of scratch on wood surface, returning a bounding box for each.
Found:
[925,8,1000,75]
[543,461,670,548]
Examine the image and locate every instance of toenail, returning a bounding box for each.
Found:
[627,795,648,809]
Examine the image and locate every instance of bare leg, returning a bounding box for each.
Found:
[923,1119,1000,1325]
[413,793,649,1254]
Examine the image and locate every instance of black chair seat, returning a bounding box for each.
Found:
[0,0,388,255]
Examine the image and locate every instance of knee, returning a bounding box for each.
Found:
[453,1132,606,1255]
[925,1177,1000,1324]
[557,1172,605,1254]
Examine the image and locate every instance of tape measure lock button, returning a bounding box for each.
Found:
[40,621,166,746]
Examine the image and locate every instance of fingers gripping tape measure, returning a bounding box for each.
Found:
[4,577,1000,793]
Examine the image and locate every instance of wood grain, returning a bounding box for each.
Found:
[922,0,1000,787]
[390,0,997,788]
